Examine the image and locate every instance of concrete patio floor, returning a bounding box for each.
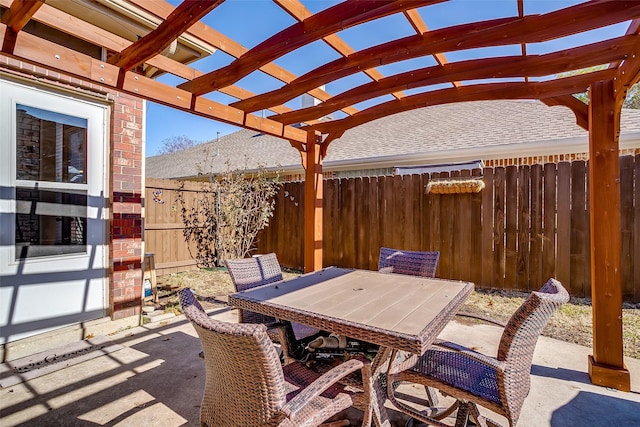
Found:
[1,304,639,427]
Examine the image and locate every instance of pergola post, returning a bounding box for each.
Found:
[587,80,630,391]
[302,131,324,273]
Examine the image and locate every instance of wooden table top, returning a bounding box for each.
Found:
[229,267,474,354]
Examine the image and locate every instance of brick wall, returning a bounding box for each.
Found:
[1,54,145,321]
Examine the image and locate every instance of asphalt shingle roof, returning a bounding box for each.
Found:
[146,100,640,179]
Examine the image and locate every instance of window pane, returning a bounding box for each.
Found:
[16,105,87,184]
[15,188,87,259]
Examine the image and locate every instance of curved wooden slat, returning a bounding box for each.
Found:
[7,0,293,116]
[1,22,307,143]
[108,0,224,71]
[275,0,407,99]
[270,35,636,125]
[124,0,356,116]
[614,30,640,98]
[177,0,442,95]
[307,69,617,135]
[232,0,640,113]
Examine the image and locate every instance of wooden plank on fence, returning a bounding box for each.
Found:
[530,164,543,291]
[620,155,634,300]
[278,181,301,269]
[458,170,472,282]
[493,167,506,289]
[369,176,381,270]
[438,172,453,279]
[556,162,571,290]
[543,163,557,282]
[570,161,588,298]
[393,175,412,250]
[449,170,461,280]
[342,178,356,268]
[428,174,441,257]
[470,169,483,286]
[410,174,422,251]
[505,166,518,289]
[481,167,494,289]
[390,175,404,250]
[354,177,367,269]
[324,179,339,267]
[379,175,392,249]
[516,165,530,291]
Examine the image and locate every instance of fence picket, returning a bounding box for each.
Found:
[517,165,530,291]
[570,161,588,297]
[506,166,518,289]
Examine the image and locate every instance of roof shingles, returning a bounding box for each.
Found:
[146,100,640,178]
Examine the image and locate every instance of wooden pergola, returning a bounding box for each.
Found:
[1,0,637,391]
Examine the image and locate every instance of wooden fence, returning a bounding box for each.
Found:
[145,155,639,301]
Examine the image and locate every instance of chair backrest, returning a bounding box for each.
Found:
[497,278,569,422]
[225,253,283,324]
[225,253,283,292]
[378,247,440,278]
[178,288,287,427]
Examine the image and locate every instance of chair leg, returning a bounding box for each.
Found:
[454,401,471,427]
[424,386,439,406]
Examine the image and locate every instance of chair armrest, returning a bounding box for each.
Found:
[279,358,372,420]
[455,311,507,328]
[432,340,504,371]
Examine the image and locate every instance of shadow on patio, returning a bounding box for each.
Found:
[1,305,638,427]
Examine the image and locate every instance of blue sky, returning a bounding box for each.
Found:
[144,0,629,156]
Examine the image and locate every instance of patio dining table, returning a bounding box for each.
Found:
[228,267,474,426]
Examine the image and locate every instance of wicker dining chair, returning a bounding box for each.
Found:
[378,247,440,278]
[178,288,372,427]
[225,253,320,362]
[386,279,569,427]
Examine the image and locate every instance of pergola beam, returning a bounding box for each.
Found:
[308,69,616,135]
[271,36,634,125]
[177,0,442,95]
[0,22,306,143]
[0,0,43,52]
[274,0,406,100]
[231,0,640,113]
[0,0,43,32]
[125,0,357,116]
[108,0,223,71]
[1,0,295,115]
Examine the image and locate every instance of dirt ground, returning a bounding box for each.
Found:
[156,268,640,359]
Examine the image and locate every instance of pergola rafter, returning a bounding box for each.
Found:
[274,0,407,100]
[271,36,635,126]
[231,0,640,114]
[0,0,637,393]
[307,69,618,135]
[177,0,441,95]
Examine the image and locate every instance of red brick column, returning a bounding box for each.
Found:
[110,93,145,319]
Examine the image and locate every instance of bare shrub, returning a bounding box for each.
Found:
[178,159,280,267]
